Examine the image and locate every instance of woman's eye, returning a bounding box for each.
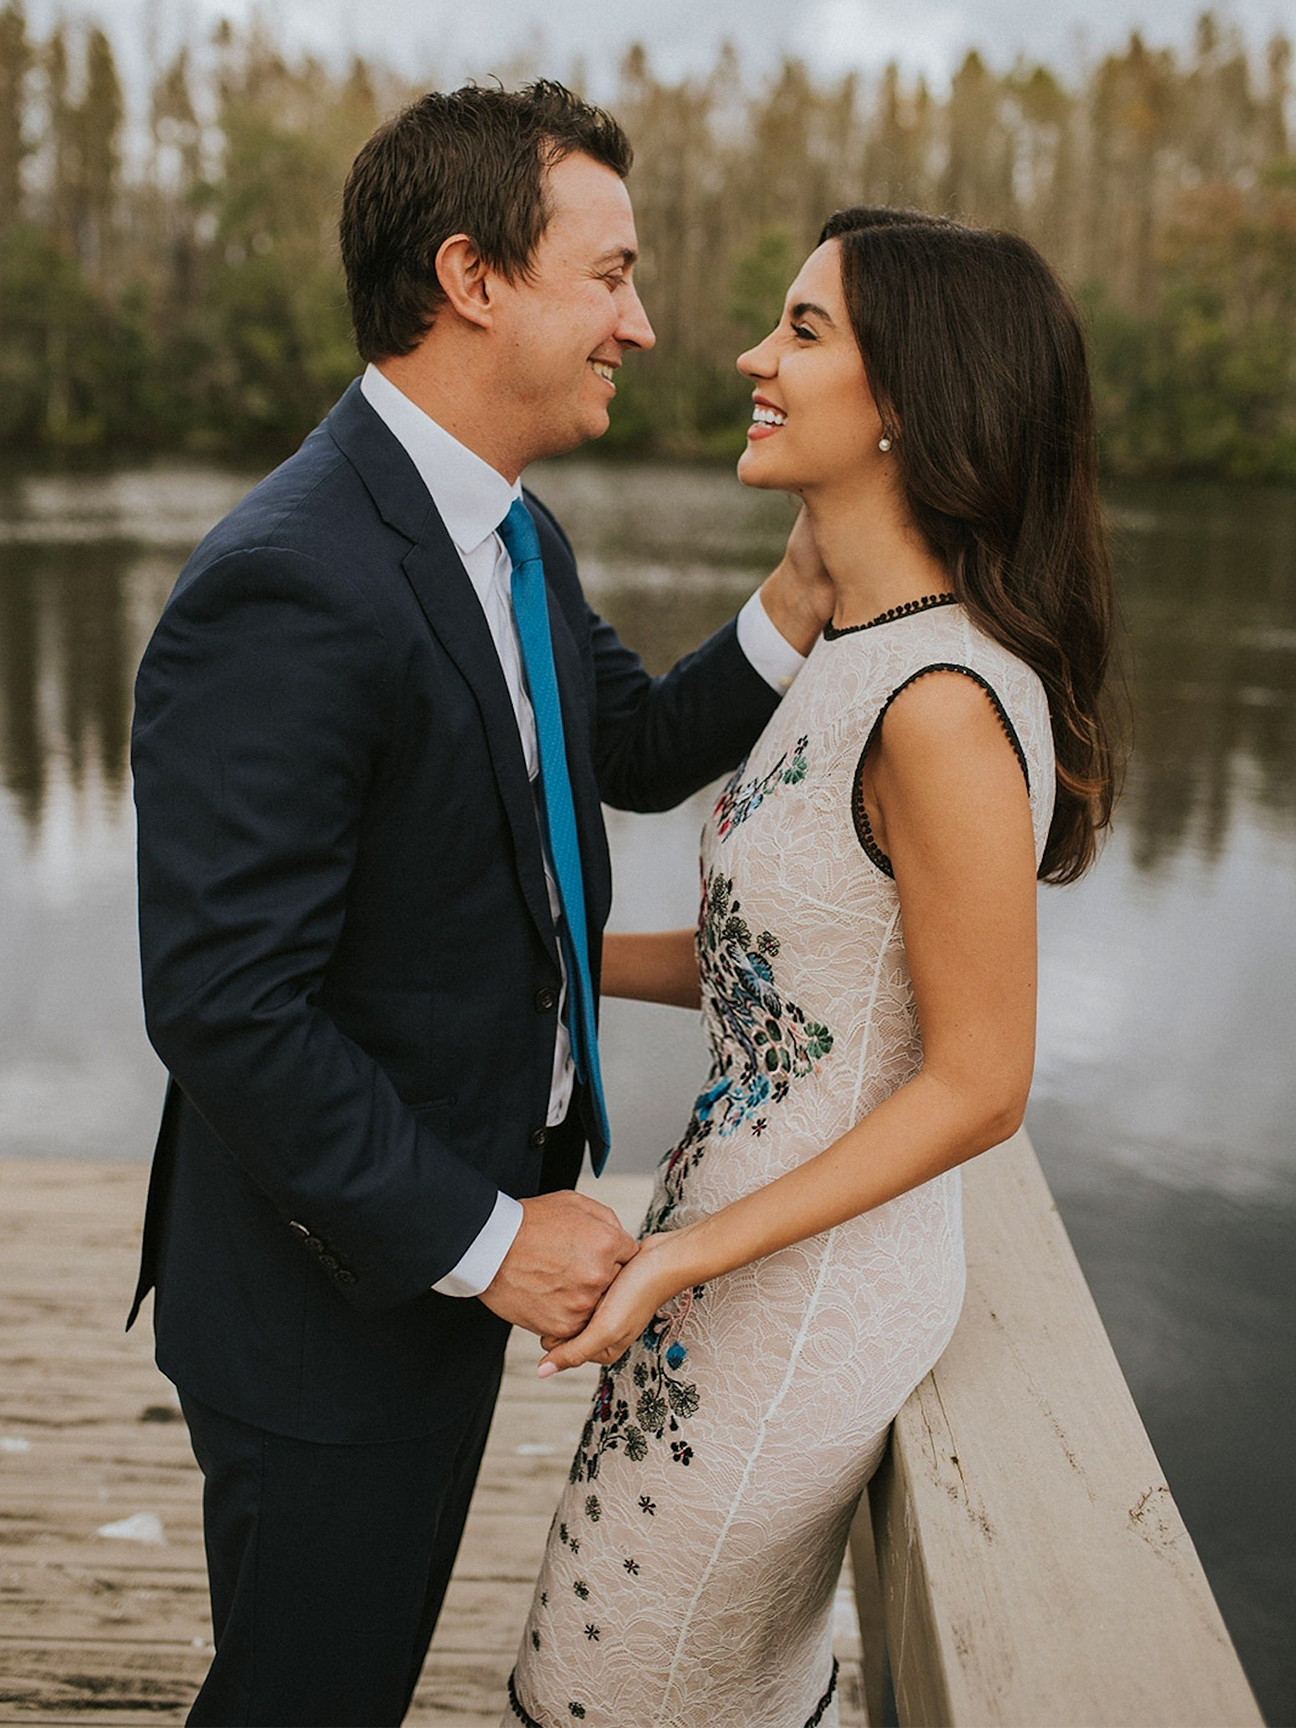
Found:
[790,322,816,341]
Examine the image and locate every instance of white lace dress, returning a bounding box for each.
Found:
[505,598,1056,1728]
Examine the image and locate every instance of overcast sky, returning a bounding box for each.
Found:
[23,0,1295,92]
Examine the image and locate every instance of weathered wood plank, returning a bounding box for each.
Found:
[848,1494,887,1728]
[0,1565,210,1642]
[0,1156,865,1725]
[871,1128,1261,1728]
[0,1640,205,1716]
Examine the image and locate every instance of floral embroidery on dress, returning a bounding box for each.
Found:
[713,735,809,839]
[568,1291,705,1485]
[644,872,834,1234]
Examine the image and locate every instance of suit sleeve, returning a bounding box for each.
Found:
[587,607,780,811]
[525,493,782,813]
[132,546,500,1314]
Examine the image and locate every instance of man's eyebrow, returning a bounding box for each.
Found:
[790,300,834,323]
[594,246,638,268]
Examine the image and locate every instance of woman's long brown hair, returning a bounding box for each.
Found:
[819,206,1119,883]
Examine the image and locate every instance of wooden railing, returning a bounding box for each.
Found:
[849,1129,1263,1727]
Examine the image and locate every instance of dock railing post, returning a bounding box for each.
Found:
[848,1475,889,1727]
[855,1129,1263,1728]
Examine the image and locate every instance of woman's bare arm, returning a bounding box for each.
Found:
[541,672,1038,1370]
[600,930,700,1009]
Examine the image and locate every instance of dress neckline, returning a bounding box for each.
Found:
[823,592,958,640]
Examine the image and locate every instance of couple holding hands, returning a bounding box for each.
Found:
[129,78,1115,1728]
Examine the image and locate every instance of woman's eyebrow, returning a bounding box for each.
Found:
[790,300,834,324]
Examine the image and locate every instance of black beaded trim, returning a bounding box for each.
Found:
[507,1657,838,1726]
[824,592,957,639]
[507,1671,542,1724]
[851,663,1031,879]
[805,1657,840,1727]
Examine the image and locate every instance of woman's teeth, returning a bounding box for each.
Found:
[752,405,786,426]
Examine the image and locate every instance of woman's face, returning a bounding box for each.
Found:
[736,239,887,496]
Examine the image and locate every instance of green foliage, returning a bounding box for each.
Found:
[1084,172,1296,479]
[728,227,801,349]
[0,0,31,222]
[0,221,150,443]
[0,9,1292,476]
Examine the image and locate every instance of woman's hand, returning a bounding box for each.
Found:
[537,1231,693,1375]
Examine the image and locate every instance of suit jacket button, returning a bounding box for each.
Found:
[534,986,558,1012]
[319,1253,339,1271]
[305,1237,324,1254]
[334,1269,357,1286]
[528,1127,548,1149]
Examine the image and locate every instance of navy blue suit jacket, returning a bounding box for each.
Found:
[128,381,779,1442]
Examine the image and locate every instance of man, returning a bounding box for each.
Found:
[129,81,825,1725]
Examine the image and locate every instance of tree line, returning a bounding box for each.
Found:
[0,6,1293,479]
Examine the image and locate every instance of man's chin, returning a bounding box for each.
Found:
[531,409,610,464]
[581,405,612,445]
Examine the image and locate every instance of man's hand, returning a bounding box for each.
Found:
[758,506,835,656]
[478,1191,638,1339]
[536,1230,690,1375]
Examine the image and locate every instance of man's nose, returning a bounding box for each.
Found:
[617,284,656,353]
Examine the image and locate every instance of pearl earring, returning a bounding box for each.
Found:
[878,434,892,452]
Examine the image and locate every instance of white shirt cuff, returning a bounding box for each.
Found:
[431,1191,525,1298]
[736,591,808,693]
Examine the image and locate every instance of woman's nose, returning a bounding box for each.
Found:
[737,333,776,378]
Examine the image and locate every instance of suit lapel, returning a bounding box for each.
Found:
[402,530,561,971]
[328,384,559,969]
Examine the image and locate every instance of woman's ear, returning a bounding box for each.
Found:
[434,233,494,330]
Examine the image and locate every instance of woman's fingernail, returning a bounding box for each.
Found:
[537,1361,558,1378]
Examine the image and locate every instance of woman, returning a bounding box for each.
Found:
[505,207,1117,1728]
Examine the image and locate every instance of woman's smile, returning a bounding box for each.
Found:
[748,394,787,440]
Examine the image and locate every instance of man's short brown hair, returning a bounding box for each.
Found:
[340,80,632,363]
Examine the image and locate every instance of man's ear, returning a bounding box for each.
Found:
[435,233,494,329]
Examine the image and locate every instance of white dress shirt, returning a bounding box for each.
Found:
[359,363,805,1298]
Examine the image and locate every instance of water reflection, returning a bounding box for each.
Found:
[0,467,253,840]
[0,545,133,828]
[0,555,41,830]
[0,463,1293,870]
[1108,483,1296,869]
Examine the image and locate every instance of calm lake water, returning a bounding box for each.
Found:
[0,455,1292,1722]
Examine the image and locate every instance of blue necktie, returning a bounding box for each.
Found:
[498,499,611,1172]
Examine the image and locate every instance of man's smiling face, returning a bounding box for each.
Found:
[491,150,655,461]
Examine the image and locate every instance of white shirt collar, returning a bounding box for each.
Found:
[360,363,520,556]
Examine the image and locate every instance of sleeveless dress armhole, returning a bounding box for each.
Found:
[850,661,1032,879]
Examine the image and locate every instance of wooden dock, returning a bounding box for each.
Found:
[0,1158,867,1726]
